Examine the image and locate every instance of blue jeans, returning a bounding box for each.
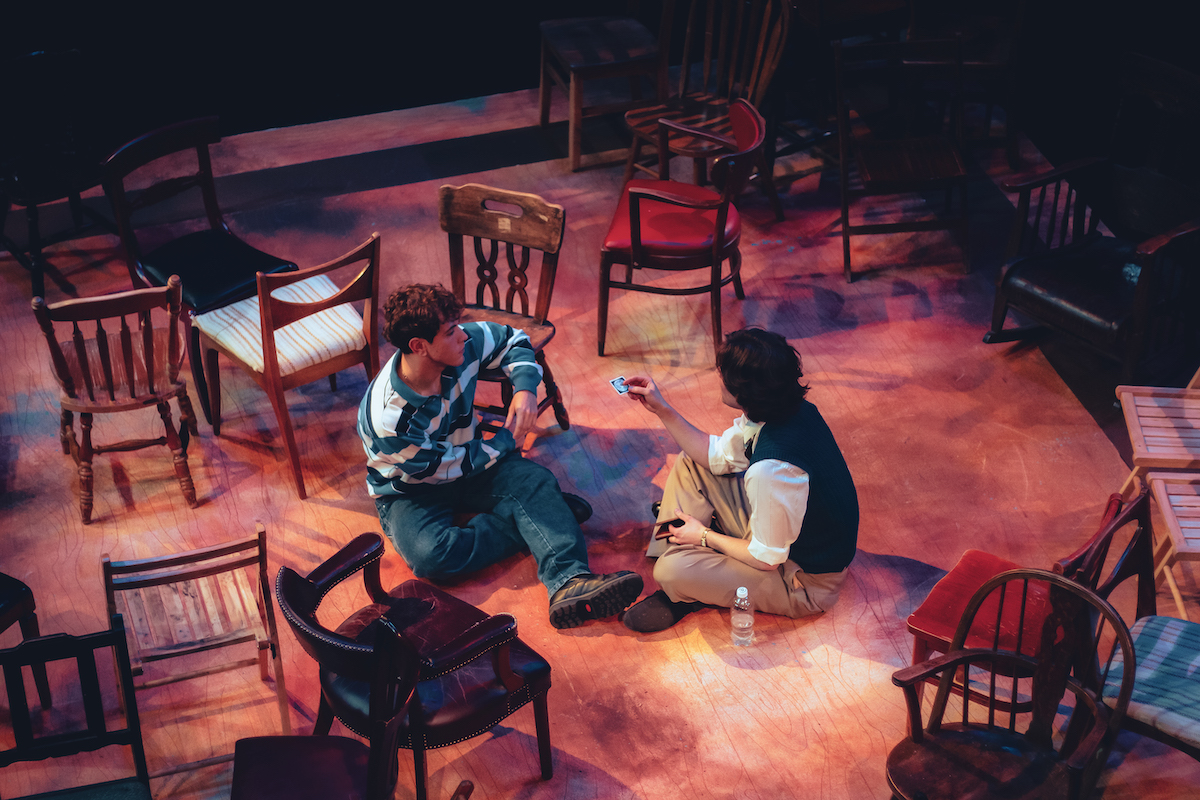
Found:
[375,453,590,597]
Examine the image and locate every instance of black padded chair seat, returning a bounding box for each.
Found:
[0,571,36,630]
[142,229,296,314]
[231,736,369,800]
[325,582,552,749]
[1001,234,1139,346]
[539,17,658,71]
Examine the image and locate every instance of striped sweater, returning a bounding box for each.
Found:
[357,321,542,498]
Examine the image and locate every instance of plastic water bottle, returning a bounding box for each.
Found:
[731,586,754,646]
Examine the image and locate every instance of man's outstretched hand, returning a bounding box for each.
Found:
[505,389,539,443]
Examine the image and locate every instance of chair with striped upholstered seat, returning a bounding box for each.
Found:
[194,233,381,499]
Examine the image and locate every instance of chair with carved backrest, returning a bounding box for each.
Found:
[983,54,1200,382]
[31,275,198,524]
[193,233,381,499]
[888,569,1137,800]
[102,116,298,426]
[600,98,766,358]
[277,533,553,800]
[439,184,570,433]
[624,0,789,221]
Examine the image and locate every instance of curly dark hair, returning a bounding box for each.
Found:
[382,284,463,353]
[716,328,809,423]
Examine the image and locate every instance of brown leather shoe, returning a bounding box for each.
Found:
[549,571,643,629]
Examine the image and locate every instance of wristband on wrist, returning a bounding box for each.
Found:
[700,528,710,548]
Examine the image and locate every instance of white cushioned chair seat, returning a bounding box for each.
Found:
[194,275,366,376]
[1104,614,1200,750]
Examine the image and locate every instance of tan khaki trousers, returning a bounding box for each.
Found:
[648,453,847,617]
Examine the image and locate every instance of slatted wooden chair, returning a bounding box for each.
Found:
[102,523,290,777]
[623,0,789,220]
[438,184,569,433]
[31,275,198,524]
[0,571,52,709]
[0,615,151,800]
[194,233,381,499]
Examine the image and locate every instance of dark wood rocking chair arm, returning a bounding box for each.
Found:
[418,614,519,678]
[655,117,738,151]
[627,185,722,211]
[1000,157,1108,193]
[1060,693,1113,770]
[305,533,388,601]
[1136,215,1200,258]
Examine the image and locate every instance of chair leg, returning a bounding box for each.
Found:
[79,412,94,525]
[188,322,214,425]
[413,741,429,800]
[314,697,335,735]
[1119,466,1144,500]
[758,149,784,222]
[910,636,931,711]
[537,351,570,431]
[59,409,73,455]
[730,249,745,300]
[158,401,198,508]
[960,180,971,274]
[267,385,307,500]
[710,261,723,354]
[841,196,853,284]
[18,612,52,709]
[624,137,642,185]
[204,344,223,435]
[598,254,613,356]
[534,693,553,780]
[328,373,337,392]
[176,389,199,444]
[538,40,552,128]
[568,72,584,172]
[264,639,292,735]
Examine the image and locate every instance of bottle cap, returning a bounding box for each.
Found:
[736,586,748,598]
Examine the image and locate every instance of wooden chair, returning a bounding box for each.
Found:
[0,572,51,709]
[983,55,1200,382]
[0,615,151,800]
[31,275,198,524]
[906,490,1156,708]
[834,36,970,283]
[539,1,674,172]
[102,523,290,777]
[193,233,381,499]
[0,49,117,298]
[887,569,1137,800]
[277,533,553,800]
[438,184,569,433]
[102,116,298,425]
[623,0,789,221]
[599,98,766,358]
[1116,364,1200,496]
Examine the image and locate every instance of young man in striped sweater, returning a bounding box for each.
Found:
[358,284,641,629]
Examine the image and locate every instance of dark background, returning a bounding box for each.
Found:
[5,0,1193,168]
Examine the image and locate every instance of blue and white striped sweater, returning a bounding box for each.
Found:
[358,321,542,498]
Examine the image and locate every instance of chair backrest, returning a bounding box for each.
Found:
[1055,487,1158,620]
[31,275,184,405]
[438,184,565,325]
[0,614,150,786]
[102,117,228,288]
[256,232,382,384]
[710,98,769,202]
[928,569,1136,798]
[670,0,790,106]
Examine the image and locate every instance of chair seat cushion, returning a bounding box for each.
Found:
[0,571,36,631]
[907,550,1048,655]
[142,229,297,314]
[461,307,555,352]
[55,328,186,409]
[887,723,1072,799]
[602,179,741,258]
[15,777,153,800]
[323,582,552,750]
[193,274,366,377]
[231,735,370,800]
[1103,615,1200,751]
[1001,234,1140,346]
[540,17,658,71]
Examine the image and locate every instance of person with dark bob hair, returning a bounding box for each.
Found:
[620,328,859,633]
[359,284,642,630]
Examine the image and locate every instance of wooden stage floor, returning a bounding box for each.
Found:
[2,88,1198,799]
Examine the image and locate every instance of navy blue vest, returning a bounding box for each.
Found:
[748,400,859,574]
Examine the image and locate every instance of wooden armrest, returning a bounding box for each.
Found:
[419,613,518,677]
[657,117,737,150]
[892,648,1032,687]
[306,533,386,599]
[628,185,721,210]
[999,157,1107,193]
[1137,216,1200,258]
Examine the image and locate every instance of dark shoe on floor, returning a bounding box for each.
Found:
[549,571,642,629]
[563,493,593,525]
[622,589,704,633]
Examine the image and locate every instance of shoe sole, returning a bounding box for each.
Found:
[550,573,643,629]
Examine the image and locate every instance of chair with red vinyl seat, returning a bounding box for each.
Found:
[598,97,766,358]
